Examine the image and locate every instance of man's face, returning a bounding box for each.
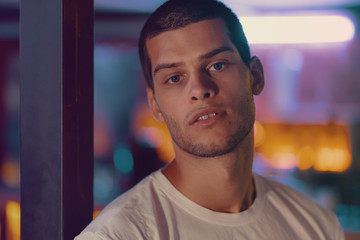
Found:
[146,19,263,158]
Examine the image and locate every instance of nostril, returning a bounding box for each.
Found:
[191,90,214,101]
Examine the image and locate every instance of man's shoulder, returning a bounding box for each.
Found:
[75,170,163,240]
[255,173,344,238]
[256,173,324,209]
[256,173,329,213]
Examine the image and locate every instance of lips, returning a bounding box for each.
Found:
[188,107,224,125]
[197,112,216,121]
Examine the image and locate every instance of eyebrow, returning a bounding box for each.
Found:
[153,62,184,76]
[153,46,234,76]
[199,46,234,60]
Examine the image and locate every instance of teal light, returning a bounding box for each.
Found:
[113,146,134,174]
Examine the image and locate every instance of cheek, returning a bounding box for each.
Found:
[156,94,174,112]
[221,81,252,106]
[227,85,255,118]
[156,88,188,115]
[220,68,251,92]
[156,95,184,121]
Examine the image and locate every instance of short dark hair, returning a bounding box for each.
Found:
[139,0,251,90]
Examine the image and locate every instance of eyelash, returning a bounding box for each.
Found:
[209,62,226,72]
[167,75,181,84]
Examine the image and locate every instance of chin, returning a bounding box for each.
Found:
[177,137,239,158]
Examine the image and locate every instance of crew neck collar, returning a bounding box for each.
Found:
[153,170,266,226]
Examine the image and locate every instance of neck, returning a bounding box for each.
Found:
[162,130,255,213]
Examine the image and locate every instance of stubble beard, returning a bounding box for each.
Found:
[162,113,254,158]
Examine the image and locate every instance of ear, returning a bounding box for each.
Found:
[249,56,265,96]
[147,88,164,122]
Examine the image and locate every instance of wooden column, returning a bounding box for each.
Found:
[20,0,94,239]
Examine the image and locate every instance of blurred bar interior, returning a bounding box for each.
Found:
[1,0,360,239]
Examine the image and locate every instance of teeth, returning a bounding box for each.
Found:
[197,113,216,121]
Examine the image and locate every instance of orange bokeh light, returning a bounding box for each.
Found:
[132,104,174,162]
[255,123,352,172]
[6,201,20,240]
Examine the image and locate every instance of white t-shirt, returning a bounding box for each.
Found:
[75,170,344,240]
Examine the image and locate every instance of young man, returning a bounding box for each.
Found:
[76,0,344,239]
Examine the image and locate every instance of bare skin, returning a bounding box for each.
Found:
[146,19,264,213]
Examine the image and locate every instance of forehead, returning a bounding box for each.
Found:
[146,19,237,68]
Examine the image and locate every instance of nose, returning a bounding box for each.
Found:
[189,72,218,102]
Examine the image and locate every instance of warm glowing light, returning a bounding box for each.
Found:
[254,120,266,147]
[132,104,175,163]
[269,153,298,169]
[297,146,315,170]
[255,123,352,172]
[1,157,20,187]
[93,210,101,219]
[268,145,298,169]
[155,122,175,162]
[240,15,355,44]
[314,147,351,172]
[3,202,105,239]
[6,201,20,240]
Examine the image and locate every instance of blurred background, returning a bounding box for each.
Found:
[1,0,360,239]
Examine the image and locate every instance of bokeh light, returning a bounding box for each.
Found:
[255,123,352,172]
[297,146,316,170]
[241,14,355,44]
[1,157,20,188]
[113,146,134,174]
[132,103,175,163]
[314,147,351,172]
[6,201,20,240]
[254,120,266,147]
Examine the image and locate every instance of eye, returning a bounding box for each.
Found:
[167,75,181,84]
[209,62,225,72]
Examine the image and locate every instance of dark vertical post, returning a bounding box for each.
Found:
[62,0,94,239]
[20,0,94,239]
